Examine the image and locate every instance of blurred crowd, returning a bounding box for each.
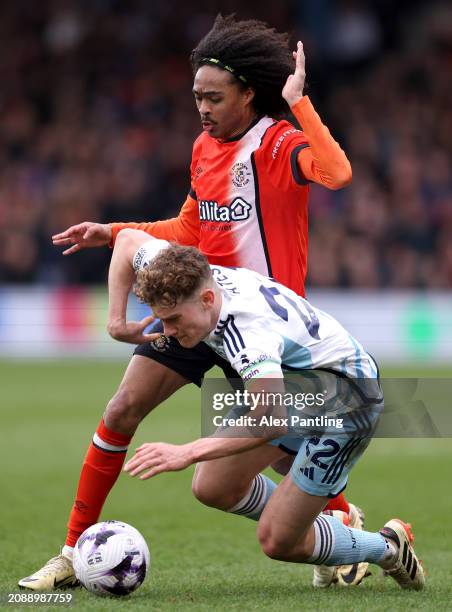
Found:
[0,0,451,288]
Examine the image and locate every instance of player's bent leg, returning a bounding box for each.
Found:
[257,475,328,562]
[256,448,424,590]
[270,454,355,526]
[66,356,188,544]
[104,355,189,435]
[192,444,286,515]
[19,357,188,591]
[269,444,365,585]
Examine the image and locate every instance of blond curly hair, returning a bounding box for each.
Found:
[134,244,212,308]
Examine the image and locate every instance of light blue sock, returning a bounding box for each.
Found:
[227,474,277,521]
[309,514,389,566]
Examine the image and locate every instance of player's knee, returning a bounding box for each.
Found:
[191,478,228,510]
[191,473,247,511]
[257,526,287,560]
[104,387,150,434]
[257,523,310,561]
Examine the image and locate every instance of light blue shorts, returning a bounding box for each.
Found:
[288,433,373,497]
[269,373,383,497]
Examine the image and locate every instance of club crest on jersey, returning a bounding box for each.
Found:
[151,334,170,352]
[199,197,252,222]
[230,162,251,188]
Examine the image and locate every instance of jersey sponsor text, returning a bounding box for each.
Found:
[199,198,252,222]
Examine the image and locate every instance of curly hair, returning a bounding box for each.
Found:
[190,14,294,118]
[134,245,212,308]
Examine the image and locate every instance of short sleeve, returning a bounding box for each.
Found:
[258,122,310,191]
[221,313,284,381]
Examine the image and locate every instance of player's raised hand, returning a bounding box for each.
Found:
[282,41,306,108]
[107,315,161,345]
[124,442,195,479]
[52,222,112,255]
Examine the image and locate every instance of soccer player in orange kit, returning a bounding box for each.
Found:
[20,15,367,590]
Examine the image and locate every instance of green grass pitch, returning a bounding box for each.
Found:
[1,360,451,611]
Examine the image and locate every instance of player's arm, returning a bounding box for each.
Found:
[125,324,288,479]
[107,229,163,345]
[52,195,200,255]
[109,194,200,248]
[124,373,289,480]
[282,41,352,190]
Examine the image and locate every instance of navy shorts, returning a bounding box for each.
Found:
[134,320,240,388]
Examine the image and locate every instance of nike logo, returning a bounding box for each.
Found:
[340,563,359,584]
[53,576,79,589]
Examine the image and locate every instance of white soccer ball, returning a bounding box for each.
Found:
[73,520,150,597]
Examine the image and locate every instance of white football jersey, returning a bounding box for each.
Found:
[133,240,378,382]
[204,266,378,381]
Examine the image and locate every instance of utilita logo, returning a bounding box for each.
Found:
[199,197,252,222]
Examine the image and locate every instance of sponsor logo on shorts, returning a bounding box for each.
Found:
[199,197,252,222]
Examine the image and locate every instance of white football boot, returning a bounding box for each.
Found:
[18,551,78,591]
[312,563,338,588]
[379,519,425,590]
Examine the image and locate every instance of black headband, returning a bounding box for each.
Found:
[200,57,248,84]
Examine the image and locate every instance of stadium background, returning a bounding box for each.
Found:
[0,0,451,361]
[1,1,451,610]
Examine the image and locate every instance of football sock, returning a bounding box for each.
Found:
[65,419,132,547]
[62,545,74,560]
[227,474,277,521]
[308,514,388,566]
[325,492,349,514]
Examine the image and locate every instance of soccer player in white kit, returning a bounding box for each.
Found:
[111,230,425,590]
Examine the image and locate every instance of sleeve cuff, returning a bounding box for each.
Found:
[109,224,121,248]
[290,96,321,135]
[290,144,310,185]
[290,95,311,115]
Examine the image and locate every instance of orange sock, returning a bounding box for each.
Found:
[325,492,350,514]
[65,419,132,547]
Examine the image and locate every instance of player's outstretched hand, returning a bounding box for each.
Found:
[282,40,306,108]
[107,315,161,345]
[52,221,112,255]
[124,442,195,479]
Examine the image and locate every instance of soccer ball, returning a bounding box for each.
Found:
[73,520,150,597]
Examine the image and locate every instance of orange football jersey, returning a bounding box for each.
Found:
[110,97,352,298]
[189,117,310,296]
